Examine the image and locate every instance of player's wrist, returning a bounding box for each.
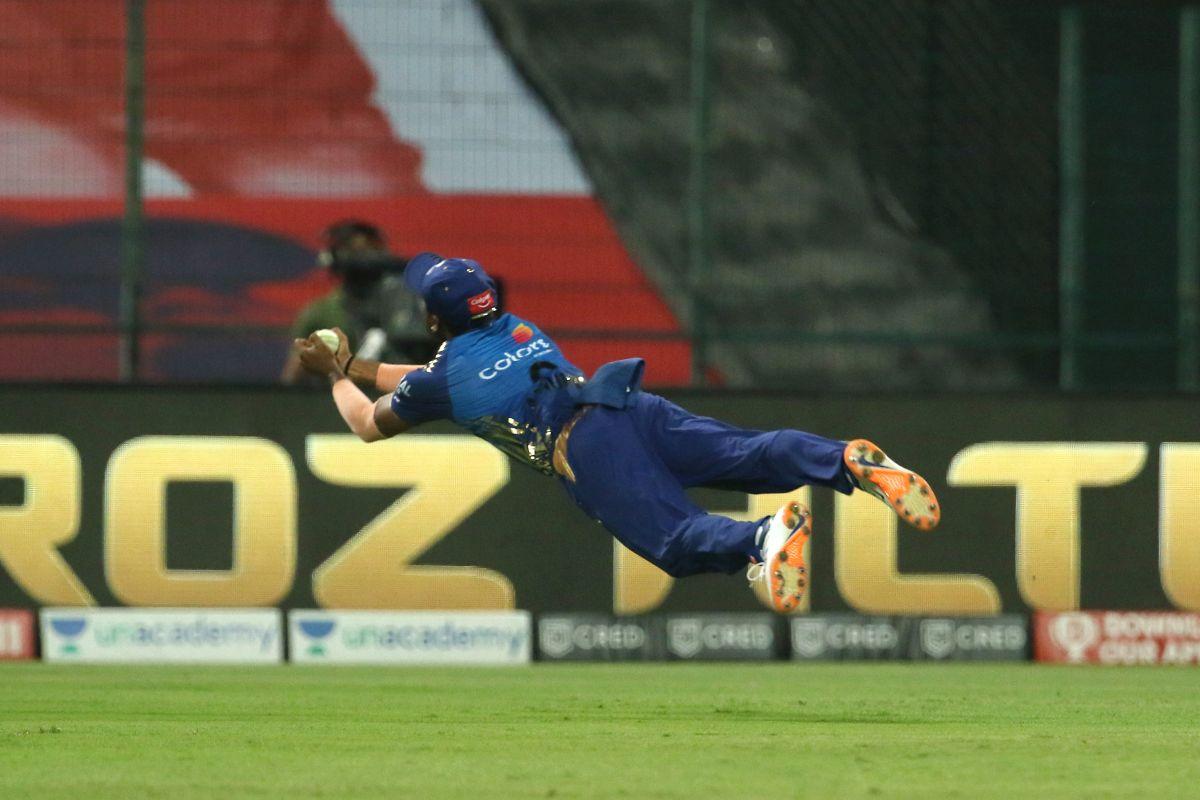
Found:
[346,357,380,385]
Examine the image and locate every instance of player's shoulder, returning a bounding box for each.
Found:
[466,313,545,350]
[442,314,533,365]
[395,341,444,386]
[391,345,453,423]
[393,370,431,402]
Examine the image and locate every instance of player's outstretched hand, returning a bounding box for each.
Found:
[295,327,348,378]
[325,327,352,371]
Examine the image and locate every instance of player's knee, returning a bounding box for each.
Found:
[655,526,698,578]
[762,429,797,465]
[655,552,690,578]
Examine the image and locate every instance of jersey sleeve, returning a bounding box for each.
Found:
[390,366,451,425]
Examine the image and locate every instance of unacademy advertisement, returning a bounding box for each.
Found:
[289,610,531,665]
[40,608,283,664]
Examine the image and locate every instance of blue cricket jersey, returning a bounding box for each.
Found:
[390,313,584,474]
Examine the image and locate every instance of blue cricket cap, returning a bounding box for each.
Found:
[404,252,498,329]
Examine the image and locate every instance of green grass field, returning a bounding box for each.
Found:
[1,663,1197,798]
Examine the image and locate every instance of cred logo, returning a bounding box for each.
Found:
[479,338,553,380]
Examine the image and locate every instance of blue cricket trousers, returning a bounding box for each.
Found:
[557,393,853,577]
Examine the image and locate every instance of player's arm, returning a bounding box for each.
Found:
[295,330,410,442]
[331,378,409,442]
[344,358,423,394]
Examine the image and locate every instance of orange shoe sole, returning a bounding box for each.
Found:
[768,501,811,613]
[844,439,940,530]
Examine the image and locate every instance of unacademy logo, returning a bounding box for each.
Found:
[87,619,278,653]
[50,617,87,655]
[298,619,336,657]
[342,622,527,656]
[478,338,553,380]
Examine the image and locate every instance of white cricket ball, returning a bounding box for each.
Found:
[315,329,340,352]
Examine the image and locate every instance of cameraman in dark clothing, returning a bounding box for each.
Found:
[282,220,435,384]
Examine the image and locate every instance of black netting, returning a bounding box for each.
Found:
[485,0,1067,388]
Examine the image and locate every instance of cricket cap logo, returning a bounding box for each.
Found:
[467,289,496,315]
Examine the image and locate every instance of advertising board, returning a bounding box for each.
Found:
[1034,611,1200,665]
[3,389,1200,616]
[39,608,282,664]
[290,610,531,665]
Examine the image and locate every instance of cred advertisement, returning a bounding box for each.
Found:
[790,614,1028,661]
[537,615,661,662]
[537,614,778,661]
[39,608,283,664]
[1035,611,1200,665]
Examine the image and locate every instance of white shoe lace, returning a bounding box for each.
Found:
[746,561,766,584]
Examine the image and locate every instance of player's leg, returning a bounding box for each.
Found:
[842,438,939,530]
[558,404,763,578]
[633,393,940,530]
[751,499,813,613]
[559,403,818,609]
[631,393,851,493]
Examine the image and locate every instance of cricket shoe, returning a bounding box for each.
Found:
[843,439,940,530]
[747,500,811,613]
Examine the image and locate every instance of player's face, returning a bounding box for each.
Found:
[425,311,448,342]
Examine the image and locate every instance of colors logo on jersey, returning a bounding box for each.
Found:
[478,338,553,380]
[468,290,496,315]
[512,324,534,344]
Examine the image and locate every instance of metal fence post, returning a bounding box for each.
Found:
[119,0,146,383]
[1179,5,1200,390]
[1058,4,1086,391]
[687,0,712,386]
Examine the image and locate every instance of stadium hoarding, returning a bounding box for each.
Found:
[537,615,663,661]
[1034,611,1200,665]
[39,608,282,664]
[536,613,778,661]
[0,608,35,660]
[2,386,1200,616]
[663,614,778,661]
[289,610,531,665]
[790,614,1028,661]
